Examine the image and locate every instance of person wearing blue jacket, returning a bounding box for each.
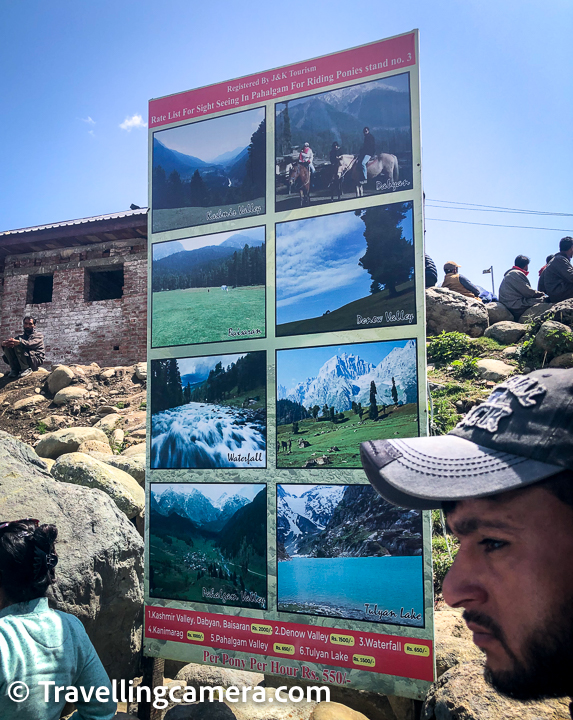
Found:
[0,519,116,719]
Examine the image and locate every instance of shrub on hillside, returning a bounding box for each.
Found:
[428,331,471,363]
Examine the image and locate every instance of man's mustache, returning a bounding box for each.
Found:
[463,609,505,642]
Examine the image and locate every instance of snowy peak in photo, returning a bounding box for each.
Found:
[151,487,251,529]
[283,342,417,411]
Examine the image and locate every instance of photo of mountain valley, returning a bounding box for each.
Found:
[275,73,412,211]
[152,107,266,232]
[151,352,266,469]
[277,484,423,626]
[152,226,266,347]
[276,202,415,336]
[150,483,267,609]
[276,340,418,468]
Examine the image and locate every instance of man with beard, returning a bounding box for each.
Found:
[360,369,573,714]
[1,316,45,379]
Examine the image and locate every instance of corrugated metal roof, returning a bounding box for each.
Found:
[0,208,148,237]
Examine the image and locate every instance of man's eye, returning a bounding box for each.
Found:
[478,538,508,552]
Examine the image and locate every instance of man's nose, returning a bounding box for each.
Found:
[442,550,488,609]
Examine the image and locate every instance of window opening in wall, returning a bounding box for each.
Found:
[27,275,54,304]
[85,267,124,302]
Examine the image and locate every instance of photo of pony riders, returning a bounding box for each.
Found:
[275,72,413,212]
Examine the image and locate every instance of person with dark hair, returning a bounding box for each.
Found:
[360,369,573,713]
[359,127,375,184]
[441,261,481,299]
[1,317,45,379]
[538,254,555,293]
[542,237,573,302]
[498,254,546,320]
[424,254,438,288]
[0,519,116,719]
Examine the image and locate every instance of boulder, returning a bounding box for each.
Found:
[89,453,145,485]
[77,439,112,455]
[111,428,124,446]
[423,661,570,720]
[539,298,573,327]
[53,386,88,406]
[135,362,147,381]
[484,321,527,345]
[95,413,123,432]
[475,359,514,382]
[13,394,48,410]
[517,302,553,324]
[501,346,519,359]
[0,431,143,680]
[548,352,573,368]
[312,703,370,720]
[52,452,144,519]
[485,302,513,324]
[165,704,236,720]
[35,427,110,459]
[123,442,146,457]
[98,405,118,415]
[229,687,317,720]
[43,457,56,472]
[47,365,75,394]
[533,320,573,353]
[434,608,483,677]
[426,288,489,338]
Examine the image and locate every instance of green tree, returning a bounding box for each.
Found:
[369,381,378,420]
[391,377,399,406]
[312,405,319,421]
[189,169,209,207]
[329,406,335,423]
[357,204,414,297]
[292,420,299,434]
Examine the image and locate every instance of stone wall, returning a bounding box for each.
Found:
[0,240,147,368]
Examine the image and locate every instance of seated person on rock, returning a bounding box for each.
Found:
[425,254,438,288]
[0,518,116,719]
[441,261,482,300]
[1,317,45,379]
[538,254,554,293]
[542,236,573,303]
[498,254,546,321]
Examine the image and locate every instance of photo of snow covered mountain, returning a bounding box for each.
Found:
[277,484,424,626]
[149,483,267,609]
[276,339,419,468]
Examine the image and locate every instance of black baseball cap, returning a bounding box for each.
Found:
[360,369,573,510]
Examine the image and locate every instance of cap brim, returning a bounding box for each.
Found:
[360,436,562,510]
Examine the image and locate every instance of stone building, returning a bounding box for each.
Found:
[0,209,148,369]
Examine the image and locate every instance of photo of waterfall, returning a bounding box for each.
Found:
[150,352,267,469]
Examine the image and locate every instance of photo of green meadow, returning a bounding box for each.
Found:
[151,226,266,348]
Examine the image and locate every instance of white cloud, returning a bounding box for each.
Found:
[119,114,147,132]
[88,129,95,137]
[276,213,364,305]
[81,116,96,125]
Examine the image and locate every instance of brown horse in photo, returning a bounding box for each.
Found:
[288,161,311,206]
[339,153,400,197]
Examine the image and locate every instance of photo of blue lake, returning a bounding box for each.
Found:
[277,555,424,627]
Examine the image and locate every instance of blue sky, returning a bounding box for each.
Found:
[1,1,571,289]
[155,107,264,162]
[277,339,410,390]
[153,226,265,258]
[276,205,412,324]
[177,353,246,381]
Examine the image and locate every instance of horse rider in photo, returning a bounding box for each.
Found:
[359,126,376,184]
[299,142,315,175]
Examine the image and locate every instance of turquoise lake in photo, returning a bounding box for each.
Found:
[277,555,424,626]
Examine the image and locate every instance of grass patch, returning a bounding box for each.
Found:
[277,404,418,468]
[277,282,415,336]
[139,401,147,410]
[152,286,265,347]
[116,401,125,409]
[36,421,48,434]
[153,198,265,233]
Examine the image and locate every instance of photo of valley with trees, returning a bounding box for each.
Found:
[152,107,266,232]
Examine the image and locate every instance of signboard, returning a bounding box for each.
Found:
[145,30,433,699]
